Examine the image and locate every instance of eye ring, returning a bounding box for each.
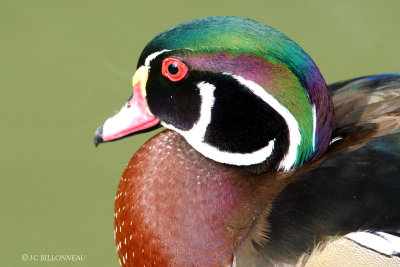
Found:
[161,58,188,82]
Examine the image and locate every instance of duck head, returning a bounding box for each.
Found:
[95,16,334,172]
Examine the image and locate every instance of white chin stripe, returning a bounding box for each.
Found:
[226,73,301,171]
[346,231,400,256]
[161,81,276,166]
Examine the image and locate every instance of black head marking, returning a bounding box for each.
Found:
[201,73,290,168]
[144,53,290,171]
[145,55,201,131]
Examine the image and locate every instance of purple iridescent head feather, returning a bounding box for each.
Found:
[138,16,334,167]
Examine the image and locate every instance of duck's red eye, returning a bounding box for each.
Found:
[161,58,188,82]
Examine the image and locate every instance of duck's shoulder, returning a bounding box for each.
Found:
[237,74,400,266]
[316,73,400,175]
[237,131,400,265]
[329,73,400,148]
[323,73,400,168]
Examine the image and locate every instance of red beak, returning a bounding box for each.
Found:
[94,66,160,146]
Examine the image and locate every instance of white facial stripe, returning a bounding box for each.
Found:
[188,82,216,141]
[312,104,317,151]
[161,82,216,141]
[144,49,171,67]
[346,231,400,256]
[161,82,276,166]
[226,74,301,171]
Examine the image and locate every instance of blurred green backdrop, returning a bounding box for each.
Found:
[1,0,399,266]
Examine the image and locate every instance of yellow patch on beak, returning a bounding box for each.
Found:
[132,66,149,98]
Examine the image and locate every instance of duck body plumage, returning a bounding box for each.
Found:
[264,74,400,266]
[95,16,400,266]
[113,74,400,266]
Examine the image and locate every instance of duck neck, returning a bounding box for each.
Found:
[115,131,293,266]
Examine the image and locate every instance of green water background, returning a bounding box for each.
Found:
[1,0,399,266]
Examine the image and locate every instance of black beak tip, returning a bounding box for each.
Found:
[94,125,104,147]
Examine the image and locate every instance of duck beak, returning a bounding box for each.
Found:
[94,66,160,146]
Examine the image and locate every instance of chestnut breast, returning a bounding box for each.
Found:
[114,130,291,266]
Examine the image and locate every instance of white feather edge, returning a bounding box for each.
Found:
[346,231,400,256]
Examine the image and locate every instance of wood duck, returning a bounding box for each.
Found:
[94,16,400,266]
